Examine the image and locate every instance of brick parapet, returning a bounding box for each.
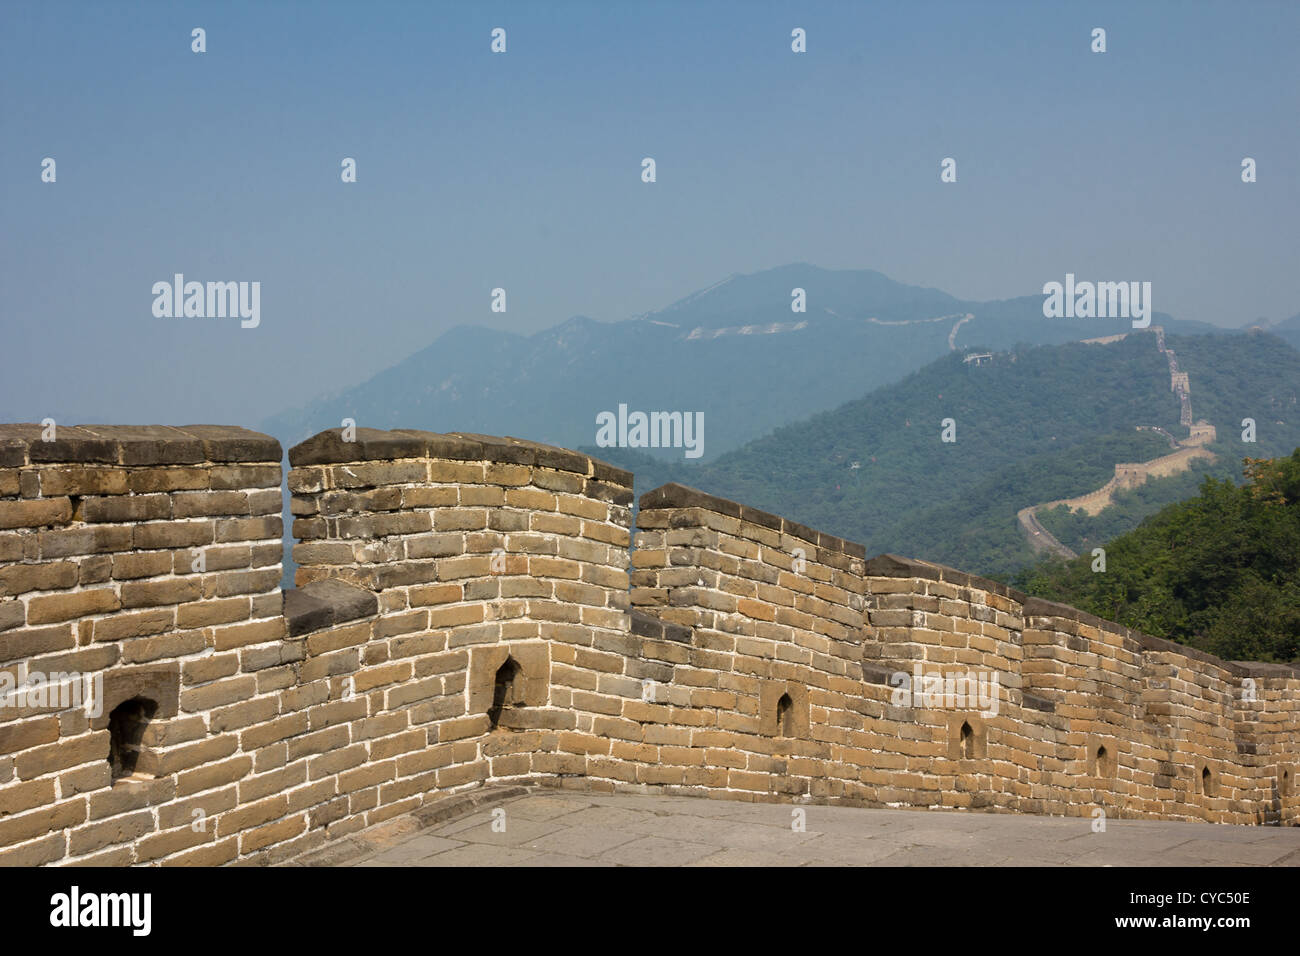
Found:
[0,424,1295,867]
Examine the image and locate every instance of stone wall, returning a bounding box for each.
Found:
[0,424,1295,867]
[0,426,287,865]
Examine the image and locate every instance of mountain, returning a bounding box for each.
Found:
[1017,449,1300,664]
[1029,329,1300,554]
[1266,313,1300,352]
[260,264,1214,459]
[586,330,1300,579]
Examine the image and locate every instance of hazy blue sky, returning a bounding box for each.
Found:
[3,0,1297,427]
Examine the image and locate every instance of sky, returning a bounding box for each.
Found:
[2,0,1297,427]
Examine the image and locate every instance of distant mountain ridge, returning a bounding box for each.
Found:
[1262,313,1300,351]
[585,330,1300,579]
[260,264,1216,457]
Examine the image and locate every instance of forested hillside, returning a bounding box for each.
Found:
[1035,330,1300,553]
[262,264,1211,459]
[590,331,1300,578]
[1017,451,1300,663]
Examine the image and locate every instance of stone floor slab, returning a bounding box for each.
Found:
[597,835,720,866]
[307,789,1300,867]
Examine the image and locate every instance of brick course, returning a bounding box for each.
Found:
[0,423,1295,867]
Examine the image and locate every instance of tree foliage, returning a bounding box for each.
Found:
[1017,450,1300,662]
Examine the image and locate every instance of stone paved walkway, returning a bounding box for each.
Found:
[303,790,1300,866]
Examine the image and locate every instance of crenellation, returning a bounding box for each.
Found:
[0,422,1296,866]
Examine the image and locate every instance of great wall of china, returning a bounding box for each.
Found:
[0,422,1295,867]
[1018,328,1218,559]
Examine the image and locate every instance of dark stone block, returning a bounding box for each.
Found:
[1022,693,1056,713]
[392,430,485,462]
[508,437,590,476]
[629,609,692,644]
[584,478,634,506]
[860,664,896,687]
[289,428,383,467]
[740,504,784,533]
[178,425,281,463]
[639,482,742,518]
[589,457,633,486]
[820,530,867,559]
[0,440,26,467]
[283,579,378,636]
[21,424,121,464]
[355,432,428,462]
[0,424,278,466]
[78,425,205,465]
[449,433,537,466]
[290,426,624,480]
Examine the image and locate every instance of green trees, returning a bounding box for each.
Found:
[588,331,1300,580]
[1017,450,1300,662]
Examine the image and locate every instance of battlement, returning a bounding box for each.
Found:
[0,424,1296,866]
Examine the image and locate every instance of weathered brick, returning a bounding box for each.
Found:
[330,462,427,489]
[0,715,60,754]
[86,776,175,820]
[175,755,253,798]
[0,600,25,633]
[210,464,280,490]
[207,568,281,598]
[78,554,113,585]
[0,497,72,530]
[237,762,308,804]
[39,467,128,497]
[38,525,132,558]
[90,608,175,642]
[135,823,214,863]
[134,520,215,550]
[0,799,86,847]
[212,617,287,651]
[172,490,250,517]
[240,713,309,752]
[121,629,206,663]
[27,587,120,624]
[0,561,77,597]
[178,676,258,712]
[215,793,288,837]
[153,735,240,776]
[177,598,250,629]
[81,494,171,523]
[181,651,240,686]
[409,583,462,607]
[58,762,112,797]
[156,786,239,831]
[120,577,201,608]
[240,813,307,854]
[112,551,174,580]
[216,515,282,543]
[0,831,66,866]
[0,776,57,815]
[68,809,154,856]
[0,534,23,563]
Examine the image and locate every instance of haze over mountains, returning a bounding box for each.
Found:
[261,264,1217,458]
[263,263,1300,584]
[1259,313,1300,352]
[591,330,1300,578]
